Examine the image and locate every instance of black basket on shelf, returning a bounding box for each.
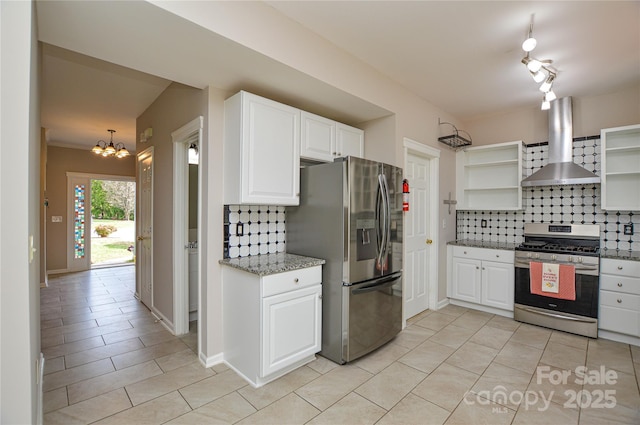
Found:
[438,120,472,150]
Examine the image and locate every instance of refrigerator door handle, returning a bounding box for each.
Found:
[351,272,402,294]
[376,174,388,269]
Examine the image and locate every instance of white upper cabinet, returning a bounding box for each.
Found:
[300,111,364,162]
[224,91,300,206]
[300,111,336,162]
[456,140,524,210]
[601,124,640,211]
[336,123,364,158]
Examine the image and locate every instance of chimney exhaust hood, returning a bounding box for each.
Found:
[521,97,600,187]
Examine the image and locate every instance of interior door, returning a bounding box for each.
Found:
[137,148,153,308]
[403,153,431,319]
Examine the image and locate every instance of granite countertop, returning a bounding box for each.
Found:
[600,249,640,262]
[448,239,518,251]
[219,252,326,276]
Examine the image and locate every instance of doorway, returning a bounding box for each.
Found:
[172,117,203,336]
[403,138,440,322]
[90,179,136,267]
[66,172,135,272]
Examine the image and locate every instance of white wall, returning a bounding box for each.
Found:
[464,84,640,146]
[0,1,41,422]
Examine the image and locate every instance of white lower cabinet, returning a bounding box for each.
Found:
[448,245,514,315]
[599,258,640,345]
[223,265,322,387]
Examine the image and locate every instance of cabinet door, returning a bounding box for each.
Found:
[451,257,481,303]
[262,284,321,377]
[336,123,364,158]
[300,111,335,162]
[242,93,300,205]
[481,260,514,311]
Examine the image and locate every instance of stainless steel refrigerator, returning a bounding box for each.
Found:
[287,156,403,364]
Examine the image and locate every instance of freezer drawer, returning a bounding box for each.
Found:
[344,272,402,362]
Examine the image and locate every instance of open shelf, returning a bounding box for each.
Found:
[601,124,640,211]
[456,140,524,211]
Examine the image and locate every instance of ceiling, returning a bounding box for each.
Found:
[39,1,639,152]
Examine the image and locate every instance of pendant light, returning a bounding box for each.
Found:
[91,129,130,158]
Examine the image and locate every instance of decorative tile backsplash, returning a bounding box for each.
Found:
[456,136,639,251]
[223,205,286,258]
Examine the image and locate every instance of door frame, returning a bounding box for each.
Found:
[66,172,135,273]
[403,138,440,321]
[172,116,203,336]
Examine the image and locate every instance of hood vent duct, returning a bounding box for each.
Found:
[521,96,600,187]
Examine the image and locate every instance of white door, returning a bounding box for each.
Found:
[403,153,431,319]
[67,174,91,271]
[137,148,154,308]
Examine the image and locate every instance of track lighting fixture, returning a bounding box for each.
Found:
[522,21,537,52]
[520,17,558,110]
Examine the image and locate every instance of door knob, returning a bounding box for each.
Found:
[137,236,145,241]
[425,239,433,245]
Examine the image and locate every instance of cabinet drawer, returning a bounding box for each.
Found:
[451,246,514,263]
[601,259,640,277]
[600,290,640,310]
[599,304,639,336]
[262,266,322,297]
[600,274,640,295]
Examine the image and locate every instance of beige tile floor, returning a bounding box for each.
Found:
[42,266,640,424]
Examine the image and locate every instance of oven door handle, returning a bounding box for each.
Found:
[518,306,597,323]
[514,259,598,272]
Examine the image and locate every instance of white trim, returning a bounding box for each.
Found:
[200,352,225,369]
[172,117,203,336]
[66,171,135,182]
[403,138,441,314]
[46,269,69,275]
[436,298,450,311]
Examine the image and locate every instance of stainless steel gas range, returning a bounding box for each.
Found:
[514,223,601,338]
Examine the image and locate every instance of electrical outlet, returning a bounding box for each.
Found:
[236,222,244,236]
[481,219,487,228]
[623,223,634,236]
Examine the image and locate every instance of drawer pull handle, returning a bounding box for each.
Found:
[617,299,622,303]
[496,255,500,258]
[617,266,623,270]
[294,278,299,283]
[464,251,467,255]
[617,283,623,287]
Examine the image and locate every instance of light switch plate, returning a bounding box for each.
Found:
[623,223,634,236]
[51,216,62,223]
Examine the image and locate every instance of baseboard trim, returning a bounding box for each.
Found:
[200,351,224,369]
[47,268,69,276]
[436,298,450,310]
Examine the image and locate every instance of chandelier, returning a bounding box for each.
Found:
[520,18,557,110]
[91,129,130,158]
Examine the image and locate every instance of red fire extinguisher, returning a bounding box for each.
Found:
[402,179,410,212]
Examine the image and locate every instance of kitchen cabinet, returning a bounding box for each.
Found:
[222,265,322,387]
[456,140,524,210]
[223,91,300,206]
[300,111,364,162]
[448,245,514,315]
[599,258,640,345]
[601,124,640,211]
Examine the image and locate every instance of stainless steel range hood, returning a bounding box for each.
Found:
[521,97,600,187]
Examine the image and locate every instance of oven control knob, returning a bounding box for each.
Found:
[568,256,573,262]
[527,252,532,258]
[577,257,583,263]
[535,254,540,259]
[552,255,557,261]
